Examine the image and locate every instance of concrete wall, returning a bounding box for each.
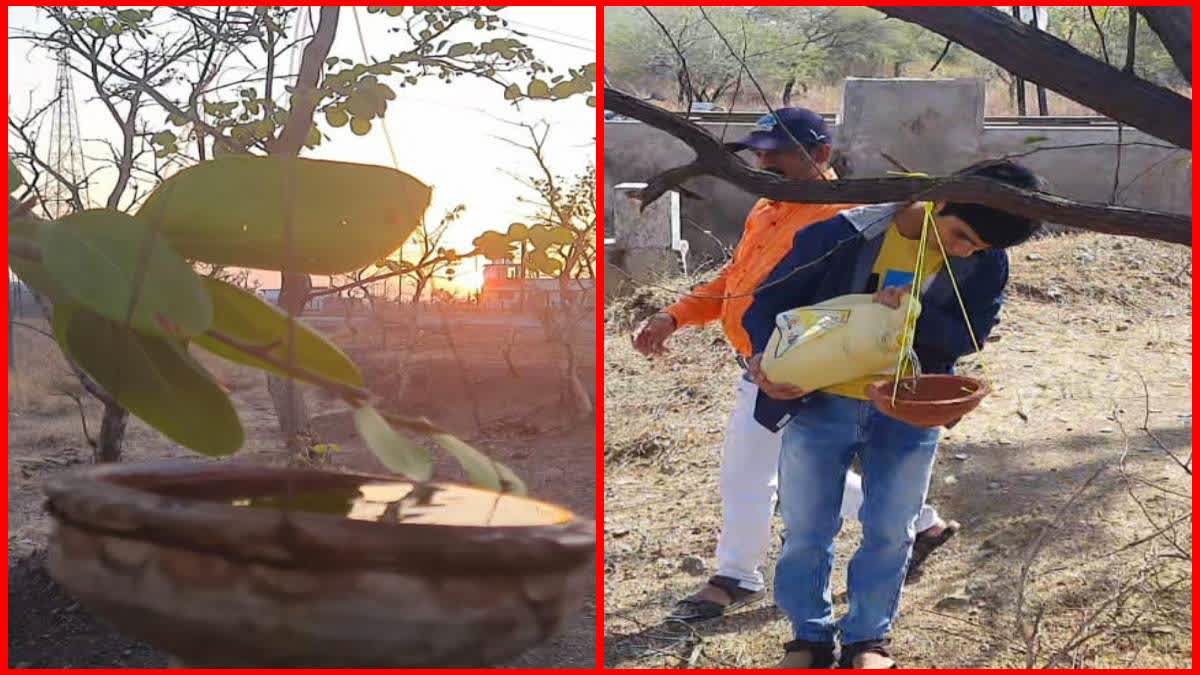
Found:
[604,79,1191,263]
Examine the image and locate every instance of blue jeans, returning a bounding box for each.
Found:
[774,392,940,645]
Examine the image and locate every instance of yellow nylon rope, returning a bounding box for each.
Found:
[886,172,991,404]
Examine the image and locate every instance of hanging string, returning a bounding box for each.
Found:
[351,6,401,171]
[886,170,993,404]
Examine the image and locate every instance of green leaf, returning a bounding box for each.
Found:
[506,222,528,238]
[324,107,349,128]
[86,16,107,33]
[350,117,372,136]
[9,156,23,193]
[526,249,563,276]
[431,432,506,492]
[354,406,433,480]
[152,130,177,146]
[304,124,322,149]
[586,96,596,107]
[9,235,68,303]
[192,278,364,389]
[473,231,515,261]
[527,78,550,99]
[503,83,521,101]
[135,156,432,275]
[447,42,476,58]
[53,302,243,457]
[528,224,574,249]
[40,209,212,338]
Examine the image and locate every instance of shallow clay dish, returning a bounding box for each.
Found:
[42,460,594,667]
[867,374,991,428]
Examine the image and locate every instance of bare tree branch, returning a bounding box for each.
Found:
[604,87,1191,245]
[871,6,1191,148]
[1136,7,1192,84]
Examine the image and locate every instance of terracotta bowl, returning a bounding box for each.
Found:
[42,461,594,668]
[866,375,991,428]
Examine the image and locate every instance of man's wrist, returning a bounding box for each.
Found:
[657,311,678,329]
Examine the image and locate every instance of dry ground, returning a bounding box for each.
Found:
[8,309,596,668]
[604,232,1191,669]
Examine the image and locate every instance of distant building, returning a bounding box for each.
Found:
[480,260,595,310]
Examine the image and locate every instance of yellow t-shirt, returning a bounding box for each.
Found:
[822,224,944,400]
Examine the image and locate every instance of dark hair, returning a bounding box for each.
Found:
[938,159,1046,249]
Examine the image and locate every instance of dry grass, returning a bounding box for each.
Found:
[604,232,1192,668]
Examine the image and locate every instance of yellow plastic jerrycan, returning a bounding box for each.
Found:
[760,293,921,391]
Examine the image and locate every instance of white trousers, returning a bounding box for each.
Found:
[714,377,942,591]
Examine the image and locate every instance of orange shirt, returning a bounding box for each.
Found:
[664,194,853,356]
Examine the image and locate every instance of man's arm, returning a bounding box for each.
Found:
[662,267,730,328]
[914,250,1008,367]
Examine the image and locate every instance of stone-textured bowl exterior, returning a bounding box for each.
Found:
[43,461,594,667]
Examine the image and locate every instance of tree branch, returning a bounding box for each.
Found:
[871,6,1191,148]
[1136,7,1192,84]
[604,87,1191,245]
[269,6,338,156]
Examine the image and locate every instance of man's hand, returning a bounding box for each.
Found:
[873,284,913,309]
[747,353,809,399]
[632,312,677,357]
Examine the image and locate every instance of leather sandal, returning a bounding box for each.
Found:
[667,574,765,623]
[839,639,897,669]
[905,520,961,583]
[777,638,837,669]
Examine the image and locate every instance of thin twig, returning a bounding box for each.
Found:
[11,321,56,341]
[58,391,97,450]
[641,7,694,115]
[1015,462,1109,666]
[1087,7,1111,65]
[695,6,829,182]
[930,39,953,72]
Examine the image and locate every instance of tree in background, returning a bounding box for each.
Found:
[604,5,1187,113]
[10,5,594,459]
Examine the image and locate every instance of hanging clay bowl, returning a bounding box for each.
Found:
[42,461,594,668]
[867,374,991,428]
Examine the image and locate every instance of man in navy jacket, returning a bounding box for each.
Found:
[742,160,1046,669]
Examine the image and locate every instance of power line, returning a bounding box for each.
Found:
[505,19,594,45]
[505,27,594,53]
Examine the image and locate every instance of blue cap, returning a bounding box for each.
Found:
[726,107,830,152]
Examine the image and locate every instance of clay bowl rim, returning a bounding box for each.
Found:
[44,460,594,575]
[866,374,991,408]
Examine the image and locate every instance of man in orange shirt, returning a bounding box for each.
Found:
[633,109,958,622]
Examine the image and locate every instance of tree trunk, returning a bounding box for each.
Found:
[266,272,313,456]
[1010,8,1027,116]
[781,77,796,106]
[96,402,127,463]
[262,7,339,458]
[873,6,1190,148]
[1136,7,1192,83]
[1026,7,1049,115]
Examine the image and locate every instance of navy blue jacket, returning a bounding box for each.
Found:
[741,203,1009,431]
